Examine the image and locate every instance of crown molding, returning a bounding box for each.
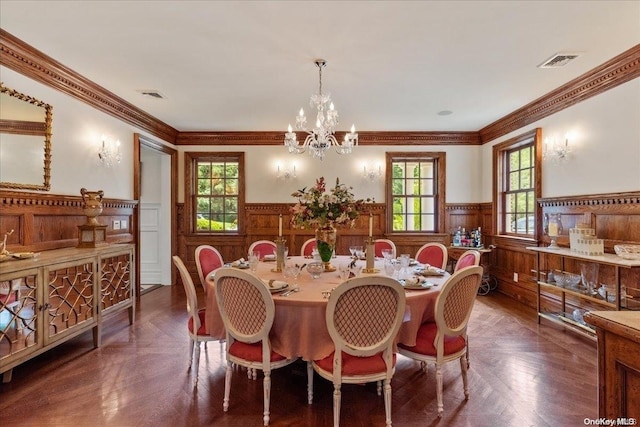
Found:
[480,44,640,143]
[537,191,640,207]
[0,29,178,144]
[176,130,480,146]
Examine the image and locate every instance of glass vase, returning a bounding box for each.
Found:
[316,224,337,272]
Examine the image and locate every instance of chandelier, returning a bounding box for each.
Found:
[284,59,358,160]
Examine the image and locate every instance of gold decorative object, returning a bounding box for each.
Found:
[362,236,379,274]
[272,237,286,273]
[78,188,108,248]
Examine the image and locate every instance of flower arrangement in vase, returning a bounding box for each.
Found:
[290,177,372,271]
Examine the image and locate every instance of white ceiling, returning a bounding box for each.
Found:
[1,1,639,133]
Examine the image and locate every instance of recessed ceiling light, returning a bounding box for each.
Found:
[137,90,166,99]
[437,110,453,116]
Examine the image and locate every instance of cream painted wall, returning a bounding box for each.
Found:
[480,78,640,201]
[177,144,482,204]
[1,66,169,199]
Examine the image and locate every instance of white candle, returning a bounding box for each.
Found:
[369,213,373,237]
[279,214,283,237]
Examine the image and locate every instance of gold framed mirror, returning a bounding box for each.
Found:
[0,82,52,191]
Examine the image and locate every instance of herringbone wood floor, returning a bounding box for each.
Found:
[0,285,597,427]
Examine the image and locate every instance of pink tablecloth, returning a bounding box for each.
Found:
[205,256,447,361]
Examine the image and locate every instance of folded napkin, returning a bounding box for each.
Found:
[265,279,288,290]
[263,254,276,261]
[417,265,446,276]
[230,258,247,267]
[402,276,421,286]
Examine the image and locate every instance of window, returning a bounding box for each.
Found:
[493,129,541,237]
[386,152,445,233]
[186,152,244,233]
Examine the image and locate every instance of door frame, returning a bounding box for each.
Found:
[134,133,178,297]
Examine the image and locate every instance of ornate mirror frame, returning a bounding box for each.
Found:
[0,82,52,191]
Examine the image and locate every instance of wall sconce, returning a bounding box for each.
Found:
[276,163,297,181]
[98,135,121,167]
[543,133,571,163]
[363,164,382,182]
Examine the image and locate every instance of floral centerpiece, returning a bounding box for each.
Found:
[290,177,371,271]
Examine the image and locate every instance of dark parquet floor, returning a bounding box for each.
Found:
[0,285,597,427]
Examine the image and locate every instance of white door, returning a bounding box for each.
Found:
[140,147,171,285]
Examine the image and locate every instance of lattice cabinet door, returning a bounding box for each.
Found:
[43,257,98,346]
[99,247,135,325]
[0,267,43,368]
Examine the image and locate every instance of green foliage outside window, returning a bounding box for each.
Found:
[195,161,239,231]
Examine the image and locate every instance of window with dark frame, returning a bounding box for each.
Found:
[504,144,535,235]
[188,153,244,233]
[387,153,445,233]
[493,128,541,238]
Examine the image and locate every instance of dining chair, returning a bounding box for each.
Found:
[454,249,481,272]
[374,238,397,258]
[195,245,224,295]
[214,267,296,426]
[307,276,406,427]
[415,242,448,270]
[398,265,483,417]
[300,238,317,257]
[248,240,277,259]
[172,255,219,386]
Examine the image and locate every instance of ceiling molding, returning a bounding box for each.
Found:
[176,130,480,145]
[480,44,640,144]
[0,29,178,144]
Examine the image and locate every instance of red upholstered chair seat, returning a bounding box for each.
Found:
[1,292,17,305]
[315,351,397,376]
[398,322,466,356]
[228,341,288,363]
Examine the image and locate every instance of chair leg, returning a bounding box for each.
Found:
[436,364,444,418]
[383,378,392,426]
[193,342,201,385]
[263,370,271,426]
[223,361,232,412]
[420,361,428,373]
[377,380,382,396]
[307,362,314,404]
[188,338,195,369]
[460,355,470,400]
[333,383,341,427]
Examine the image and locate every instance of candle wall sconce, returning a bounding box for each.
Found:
[276,163,297,181]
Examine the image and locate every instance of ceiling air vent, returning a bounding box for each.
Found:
[538,53,580,68]
[137,90,165,99]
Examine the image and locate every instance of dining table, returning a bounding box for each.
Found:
[205,255,450,362]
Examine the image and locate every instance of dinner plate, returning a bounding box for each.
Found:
[415,267,446,277]
[267,280,288,293]
[233,263,249,269]
[403,281,434,290]
[263,255,276,261]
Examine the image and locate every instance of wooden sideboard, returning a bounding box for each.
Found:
[584,311,640,420]
[0,244,135,382]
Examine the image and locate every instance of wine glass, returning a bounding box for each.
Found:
[349,246,357,258]
[381,248,393,262]
[283,262,301,287]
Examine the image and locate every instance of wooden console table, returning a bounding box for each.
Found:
[0,244,135,382]
[584,311,640,420]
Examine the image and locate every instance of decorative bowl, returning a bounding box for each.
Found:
[614,244,640,260]
[553,271,581,288]
[306,262,325,279]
